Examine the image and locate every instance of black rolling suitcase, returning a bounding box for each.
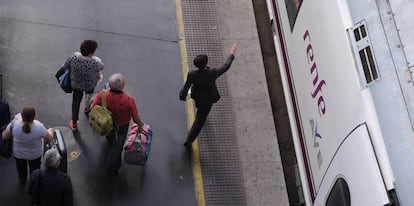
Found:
[44,129,68,173]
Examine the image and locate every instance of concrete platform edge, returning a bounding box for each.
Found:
[215,0,290,205]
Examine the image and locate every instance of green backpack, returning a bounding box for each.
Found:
[89,90,114,136]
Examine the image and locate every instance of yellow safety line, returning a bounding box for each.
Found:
[174,0,205,206]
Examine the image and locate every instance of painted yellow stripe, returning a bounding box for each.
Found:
[174,0,205,206]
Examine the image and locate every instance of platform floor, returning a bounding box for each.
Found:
[0,0,289,205]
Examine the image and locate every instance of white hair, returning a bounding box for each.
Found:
[108,73,125,91]
[44,148,61,168]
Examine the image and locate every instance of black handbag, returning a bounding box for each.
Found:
[0,123,13,159]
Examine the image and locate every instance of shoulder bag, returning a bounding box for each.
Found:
[0,121,13,159]
[55,65,72,93]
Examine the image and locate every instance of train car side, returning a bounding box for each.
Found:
[264,0,414,205]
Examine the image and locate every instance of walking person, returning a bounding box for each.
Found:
[27,148,73,206]
[1,106,54,185]
[62,40,104,131]
[179,44,237,147]
[91,73,144,176]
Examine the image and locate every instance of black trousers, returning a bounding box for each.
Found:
[185,104,212,144]
[15,157,41,183]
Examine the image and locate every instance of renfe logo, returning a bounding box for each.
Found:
[303,30,327,116]
[310,119,323,168]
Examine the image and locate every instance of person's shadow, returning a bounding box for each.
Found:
[70,129,147,205]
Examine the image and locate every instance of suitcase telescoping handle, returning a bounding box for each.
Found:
[54,129,67,155]
[0,73,2,100]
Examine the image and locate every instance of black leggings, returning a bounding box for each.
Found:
[72,90,84,122]
[15,157,41,183]
[72,90,93,122]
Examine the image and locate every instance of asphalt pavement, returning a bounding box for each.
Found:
[0,0,196,205]
[0,0,290,206]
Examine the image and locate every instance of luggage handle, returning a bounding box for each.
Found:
[53,129,67,155]
[0,73,2,100]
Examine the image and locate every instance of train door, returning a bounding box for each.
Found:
[313,124,390,205]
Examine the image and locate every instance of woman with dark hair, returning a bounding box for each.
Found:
[1,106,54,184]
[62,40,104,131]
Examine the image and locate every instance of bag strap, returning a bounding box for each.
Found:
[102,90,107,107]
[8,120,14,139]
[0,73,2,100]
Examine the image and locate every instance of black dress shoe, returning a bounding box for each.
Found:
[107,170,119,177]
[19,179,26,185]
[183,142,192,148]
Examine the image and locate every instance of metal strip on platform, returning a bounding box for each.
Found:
[181,0,247,205]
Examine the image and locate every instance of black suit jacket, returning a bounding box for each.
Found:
[27,168,73,206]
[180,54,235,107]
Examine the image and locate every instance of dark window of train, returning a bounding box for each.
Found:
[360,25,367,38]
[353,25,366,41]
[353,29,361,41]
[284,0,303,31]
[358,46,377,84]
[359,50,370,83]
[352,22,379,85]
[366,46,378,79]
[326,178,350,206]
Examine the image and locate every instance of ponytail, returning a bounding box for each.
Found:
[23,122,31,133]
[21,106,36,134]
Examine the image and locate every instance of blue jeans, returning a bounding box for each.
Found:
[106,124,129,175]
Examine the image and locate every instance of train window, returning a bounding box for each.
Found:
[285,0,303,31]
[348,20,380,87]
[325,178,351,206]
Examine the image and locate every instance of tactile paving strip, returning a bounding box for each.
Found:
[181,0,247,205]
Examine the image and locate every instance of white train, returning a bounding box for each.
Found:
[266,0,414,205]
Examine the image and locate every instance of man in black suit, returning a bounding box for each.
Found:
[27,148,73,206]
[180,44,237,147]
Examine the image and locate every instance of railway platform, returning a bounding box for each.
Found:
[0,0,289,205]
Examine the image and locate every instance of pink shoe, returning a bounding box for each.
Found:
[70,120,78,131]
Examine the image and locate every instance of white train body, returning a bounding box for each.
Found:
[266,0,414,205]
